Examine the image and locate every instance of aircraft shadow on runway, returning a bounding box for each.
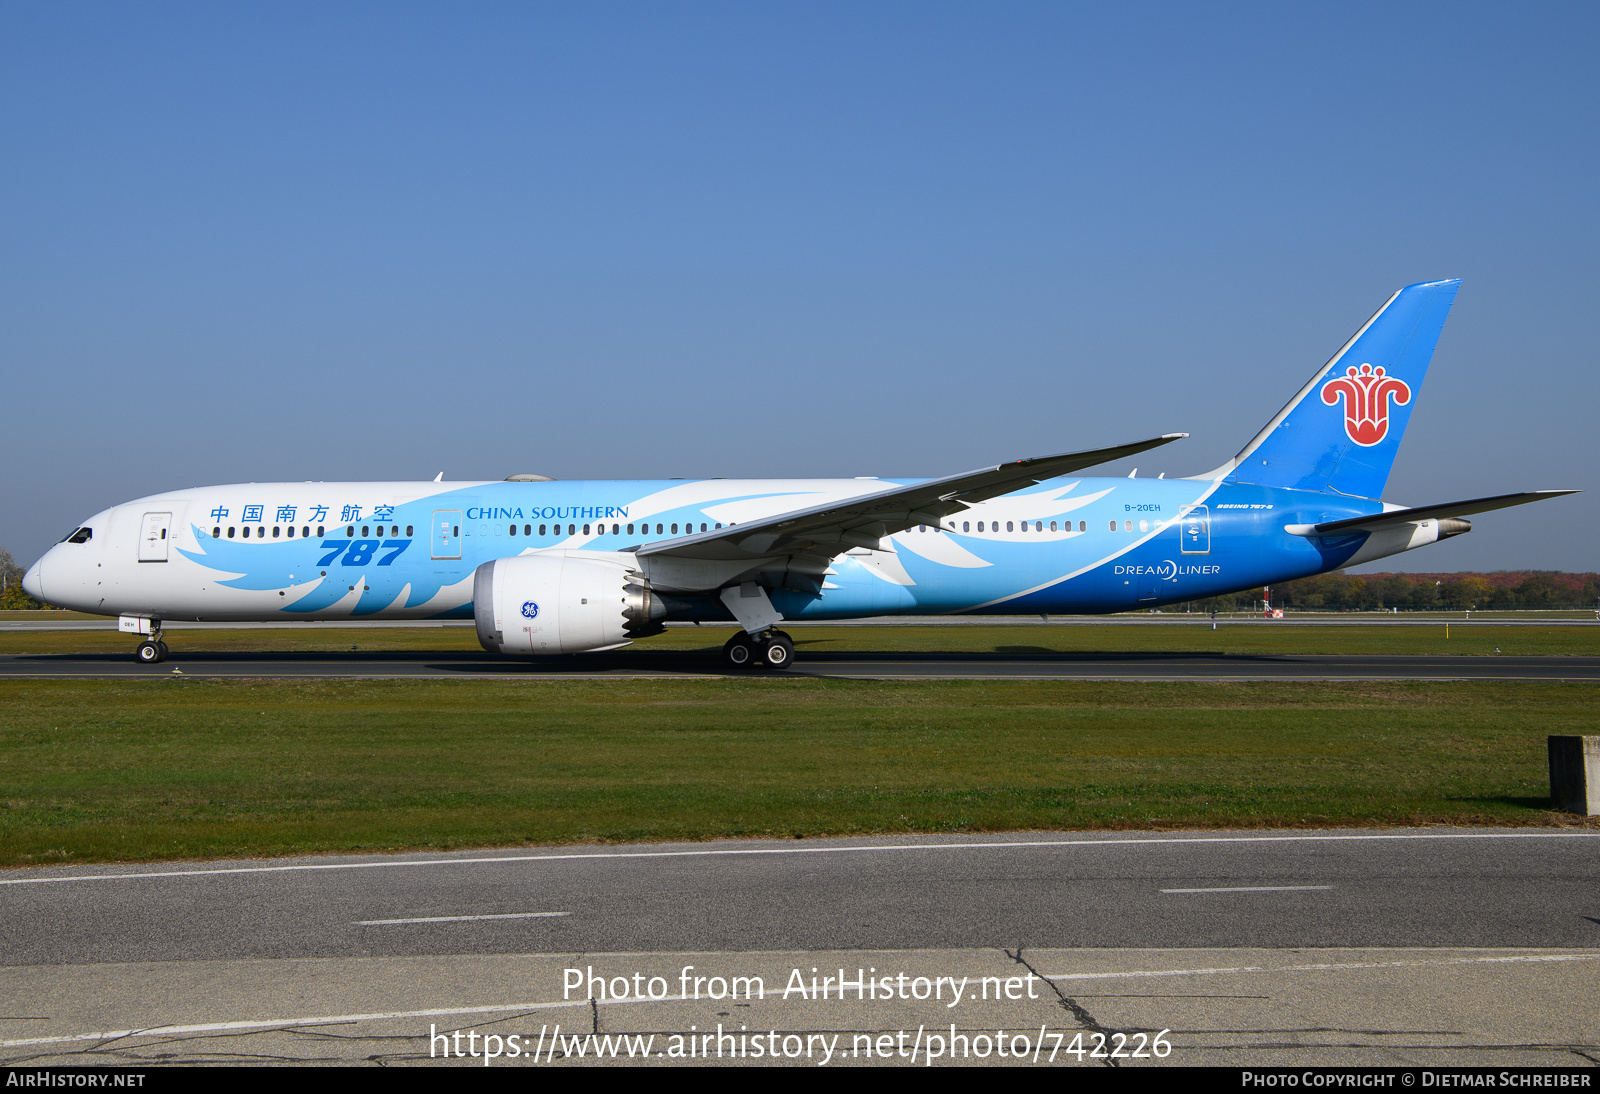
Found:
[6,646,1549,679]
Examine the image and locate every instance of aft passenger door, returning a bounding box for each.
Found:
[432,510,463,559]
[138,512,171,562]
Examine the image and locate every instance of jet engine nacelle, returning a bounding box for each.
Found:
[473,551,665,656]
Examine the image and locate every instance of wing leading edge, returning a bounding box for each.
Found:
[634,434,1188,566]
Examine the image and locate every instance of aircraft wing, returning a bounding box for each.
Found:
[1285,490,1580,537]
[634,434,1188,563]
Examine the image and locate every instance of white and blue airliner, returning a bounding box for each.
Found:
[23,280,1577,669]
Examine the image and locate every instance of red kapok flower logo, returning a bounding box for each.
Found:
[1320,363,1411,447]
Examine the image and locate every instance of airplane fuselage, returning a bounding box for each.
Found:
[28,474,1433,625]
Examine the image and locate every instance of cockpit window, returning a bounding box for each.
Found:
[63,527,92,544]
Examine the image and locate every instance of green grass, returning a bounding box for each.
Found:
[1,678,1593,866]
[3,622,1598,657]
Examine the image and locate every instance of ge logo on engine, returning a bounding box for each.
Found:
[520,601,539,619]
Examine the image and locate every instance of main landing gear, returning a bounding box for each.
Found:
[722,629,794,671]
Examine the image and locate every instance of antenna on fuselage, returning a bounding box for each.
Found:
[433,472,443,482]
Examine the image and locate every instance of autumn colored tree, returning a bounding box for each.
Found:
[0,548,44,609]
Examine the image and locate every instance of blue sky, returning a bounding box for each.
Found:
[3,2,1596,571]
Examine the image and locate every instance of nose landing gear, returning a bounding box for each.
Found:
[135,638,169,664]
[722,629,794,671]
[128,617,169,664]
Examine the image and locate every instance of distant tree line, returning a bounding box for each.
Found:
[0,548,43,609]
[1182,571,1600,613]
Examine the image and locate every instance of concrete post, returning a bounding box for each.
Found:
[1548,736,1600,816]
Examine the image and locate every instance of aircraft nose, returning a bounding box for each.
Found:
[21,556,45,603]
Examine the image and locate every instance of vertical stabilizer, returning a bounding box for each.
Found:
[1200,279,1461,499]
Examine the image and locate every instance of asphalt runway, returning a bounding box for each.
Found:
[5,647,1600,680]
[5,614,1596,631]
[5,830,1597,965]
[3,830,1598,1066]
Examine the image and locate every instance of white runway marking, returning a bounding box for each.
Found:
[356,912,569,925]
[1160,885,1334,893]
[1,829,1595,887]
[6,952,1598,1052]
[0,998,594,1049]
[1041,952,1600,983]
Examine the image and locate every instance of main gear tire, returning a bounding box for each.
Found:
[723,633,756,670]
[761,634,794,669]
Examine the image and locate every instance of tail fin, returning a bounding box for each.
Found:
[1200,279,1461,499]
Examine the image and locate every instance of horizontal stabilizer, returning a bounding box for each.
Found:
[1284,490,1580,537]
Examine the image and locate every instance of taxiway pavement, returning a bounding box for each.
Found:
[2,830,1597,1067]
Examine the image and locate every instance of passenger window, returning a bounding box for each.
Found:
[1139,520,1148,532]
[1049,521,1057,532]
[347,526,355,537]
[228,527,235,538]
[508,524,517,536]
[522,525,529,536]
[212,527,220,538]
[656,523,664,534]
[583,524,592,535]
[1078,521,1086,532]
[1124,521,1133,532]
[539,524,547,536]
[318,526,326,537]
[715,523,722,529]
[408,526,415,537]
[613,524,620,535]
[392,526,399,537]
[273,526,281,538]
[700,523,707,532]
[962,521,970,532]
[376,525,385,537]
[1007,521,1014,532]
[568,524,575,535]
[671,523,679,534]
[362,526,370,537]
[1108,521,1117,532]
[627,524,634,535]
